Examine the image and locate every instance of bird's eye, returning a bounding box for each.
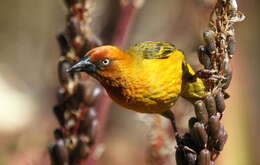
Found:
[102,59,110,66]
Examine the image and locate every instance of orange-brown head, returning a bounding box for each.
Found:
[67,45,133,83]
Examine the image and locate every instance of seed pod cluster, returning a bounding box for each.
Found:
[49,1,103,164]
[196,3,244,91]
[176,0,244,164]
[203,30,216,54]
[176,93,228,165]
[49,140,68,165]
[194,101,208,124]
[51,49,101,164]
[198,46,211,69]
[176,147,197,165]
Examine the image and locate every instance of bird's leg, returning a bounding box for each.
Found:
[182,64,221,83]
[161,110,179,137]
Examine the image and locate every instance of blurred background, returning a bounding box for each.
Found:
[0,0,259,164]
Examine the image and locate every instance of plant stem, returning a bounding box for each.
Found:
[49,0,144,165]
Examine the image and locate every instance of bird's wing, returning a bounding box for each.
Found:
[127,41,176,59]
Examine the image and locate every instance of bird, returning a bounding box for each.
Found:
[67,41,207,134]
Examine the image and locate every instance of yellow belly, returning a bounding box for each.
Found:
[105,83,181,114]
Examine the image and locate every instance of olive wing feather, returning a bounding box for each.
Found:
[127,41,176,59]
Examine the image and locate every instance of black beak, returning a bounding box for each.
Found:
[67,56,97,73]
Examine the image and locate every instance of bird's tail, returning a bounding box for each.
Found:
[180,62,207,103]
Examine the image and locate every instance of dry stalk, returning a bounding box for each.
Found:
[49,0,145,165]
[175,0,245,165]
[144,115,175,165]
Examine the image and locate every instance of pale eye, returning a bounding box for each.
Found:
[102,59,110,66]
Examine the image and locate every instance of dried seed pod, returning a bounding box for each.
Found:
[57,33,71,56]
[191,122,208,149]
[63,0,75,8]
[197,149,210,165]
[186,152,197,165]
[222,56,233,90]
[227,35,236,57]
[49,140,68,165]
[73,82,86,103]
[208,115,221,139]
[70,139,91,164]
[58,83,86,110]
[203,30,216,54]
[53,105,65,126]
[194,100,209,124]
[215,125,228,151]
[64,95,81,110]
[54,128,64,140]
[58,59,73,85]
[78,108,97,133]
[198,45,211,69]
[79,110,98,144]
[65,118,76,131]
[229,0,238,11]
[177,133,197,151]
[215,92,226,113]
[175,148,188,165]
[223,91,230,99]
[66,136,78,149]
[57,87,69,105]
[189,117,198,130]
[204,95,217,116]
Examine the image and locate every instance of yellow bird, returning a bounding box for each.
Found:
[68,41,206,133]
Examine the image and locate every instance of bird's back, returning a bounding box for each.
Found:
[127,41,206,101]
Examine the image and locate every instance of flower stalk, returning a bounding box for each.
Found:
[175,0,245,164]
[49,0,144,165]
